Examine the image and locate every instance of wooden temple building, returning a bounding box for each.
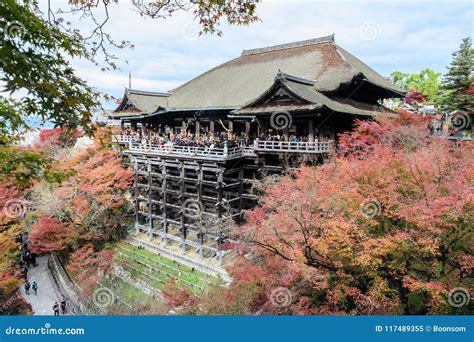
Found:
[109,35,404,267]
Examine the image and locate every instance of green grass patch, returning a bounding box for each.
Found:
[116,242,219,283]
[113,251,205,295]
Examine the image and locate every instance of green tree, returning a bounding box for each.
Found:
[0,0,102,141]
[391,69,441,103]
[0,0,261,144]
[440,37,474,113]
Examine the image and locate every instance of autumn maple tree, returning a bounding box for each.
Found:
[28,134,133,256]
[0,144,64,315]
[0,185,31,315]
[197,111,473,315]
[37,128,81,151]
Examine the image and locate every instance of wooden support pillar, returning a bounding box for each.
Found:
[141,123,146,137]
[195,121,201,138]
[179,161,186,253]
[197,232,204,258]
[147,160,153,240]
[228,121,233,134]
[120,120,125,131]
[245,121,250,137]
[209,119,215,134]
[217,166,224,218]
[216,236,223,266]
[197,162,203,203]
[182,120,187,135]
[308,119,314,142]
[161,159,168,246]
[223,141,228,158]
[133,159,139,234]
[261,120,265,132]
[238,167,244,223]
[197,163,204,255]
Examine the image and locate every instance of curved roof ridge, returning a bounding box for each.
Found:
[276,71,315,85]
[126,88,171,97]
[333,45,405,95]
[241,34,335,56]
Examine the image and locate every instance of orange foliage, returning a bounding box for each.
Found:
[28,144,133,254]
[0,184,32,315]
[66,244,114,293]
[29,216,77,254]
[223,113,473,315]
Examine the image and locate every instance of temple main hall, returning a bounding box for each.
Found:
[109,35,405,270]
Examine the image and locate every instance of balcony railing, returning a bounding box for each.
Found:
[113,135,334,160]
[254,140,334,153]
[114,135,134,143]
[128,142,243,160]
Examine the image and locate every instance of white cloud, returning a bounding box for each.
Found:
[43,0,472,99]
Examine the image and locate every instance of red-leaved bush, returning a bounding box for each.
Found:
[37,128,81,151]
[0,184,32,315]
[201,112,473,315]
[66,244,114,292]
[28,140,133,254]
[29,216,77,254]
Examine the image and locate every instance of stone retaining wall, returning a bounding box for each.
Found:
[126,235,232,284]
[47,254,105,315]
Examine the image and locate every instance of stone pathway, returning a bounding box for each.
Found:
[20,256,64,315]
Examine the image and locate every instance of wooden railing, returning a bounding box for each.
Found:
[128,142,243,160]
[254,140,334,153]
[113,135,334,159]
[113,135,137,144]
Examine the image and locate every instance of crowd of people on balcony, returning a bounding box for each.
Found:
[120,126,326,150]
[256,133,311,143]
[120,128,243,149]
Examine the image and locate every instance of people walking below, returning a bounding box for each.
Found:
[24,281,31,295]
[32,281,38,295]
[23,251,31,268]
[53,302,60,316]
[30,253,37,267]
[60,299,67,314]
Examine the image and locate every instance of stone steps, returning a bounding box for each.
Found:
[125,234,232,284]
[118,245,213,285]
[116,249,206,292]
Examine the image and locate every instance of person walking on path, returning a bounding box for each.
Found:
[30,253,37,267]
[60,299,67,314]
[53,302,60,316]
[24,281,31,295]
[32,281,38,295]
[23,252,31,268]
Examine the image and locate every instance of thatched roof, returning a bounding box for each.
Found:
[166,35,403,110]
[109,35,404,118]
[234,72,398,118]
[109,88,170,118]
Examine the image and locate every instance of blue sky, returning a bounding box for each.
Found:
[49,0,473,109]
